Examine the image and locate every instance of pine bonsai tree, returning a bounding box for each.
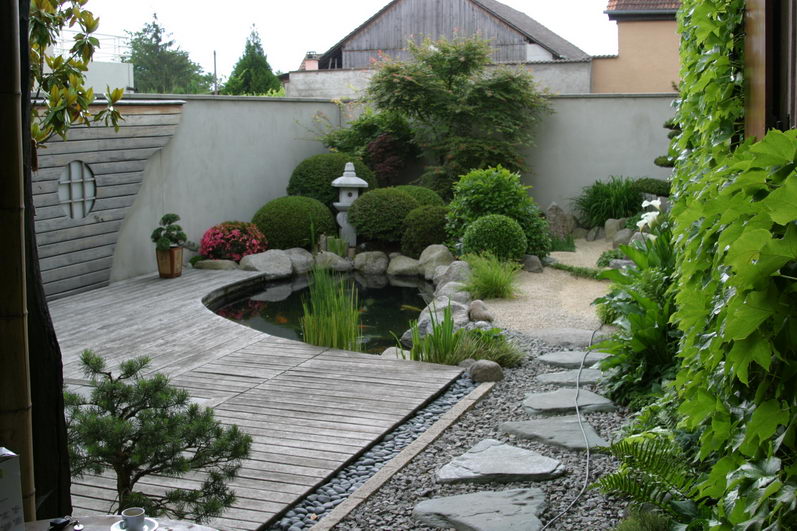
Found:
[222,27,281,95]
[64,350,251,522]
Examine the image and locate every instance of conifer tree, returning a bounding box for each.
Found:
[223,27,281,95]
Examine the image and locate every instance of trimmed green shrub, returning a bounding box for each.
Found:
[287,153,377,208]
[348,188,420,243]
[401,205,448,258]
[462,214,526,261]
[446,166,551,257]
[573,176,642,228]
[252,196,336,250]
[632,177,671,197]
[395,185,445,207]
[464,253,521,299]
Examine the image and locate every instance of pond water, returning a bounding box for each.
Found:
[214,275,433,353]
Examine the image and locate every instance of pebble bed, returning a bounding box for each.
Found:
[268,375,477,531]
[335,331,630,531]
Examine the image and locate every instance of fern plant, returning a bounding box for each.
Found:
[594,433,710,528]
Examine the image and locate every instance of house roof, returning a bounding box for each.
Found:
[605,0,680,21]
[319,0,590,66]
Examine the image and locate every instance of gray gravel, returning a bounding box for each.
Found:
[334,331,629,531]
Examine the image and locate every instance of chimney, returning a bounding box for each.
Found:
[299,51,320,71]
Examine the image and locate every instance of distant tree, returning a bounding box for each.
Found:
[222,27,281,95]
[125,15,212,94]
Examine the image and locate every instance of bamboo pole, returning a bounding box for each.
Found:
[0,0,37,521]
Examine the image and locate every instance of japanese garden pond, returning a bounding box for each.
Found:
[213,274,434,353]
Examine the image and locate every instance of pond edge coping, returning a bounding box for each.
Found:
[307,381,497,531]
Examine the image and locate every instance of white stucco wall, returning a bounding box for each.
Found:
[109,95,340,281]
[523,93,676,211]
[83,61,135,93]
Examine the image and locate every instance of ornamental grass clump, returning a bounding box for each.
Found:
[300,267,362,351]
[64,350,251,522]
[463,253,521,299]
[198,221,267,262]
[573,176,642,228]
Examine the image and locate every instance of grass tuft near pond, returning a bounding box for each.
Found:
[301,267,362,351]
[463,253,521,299]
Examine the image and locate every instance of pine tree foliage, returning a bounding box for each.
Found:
[222,27,280,95]
[64,350,251,522]
[125,15,212,94]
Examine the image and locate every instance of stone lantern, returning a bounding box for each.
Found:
[332,162,369,247]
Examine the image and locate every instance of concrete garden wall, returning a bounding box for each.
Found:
[523,93,676,211]
[109,95,340,281]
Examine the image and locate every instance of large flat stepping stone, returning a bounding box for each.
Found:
[437,439,564,484]
[537,350,610,369]
[536,368,604,386]
[525,327,610,348]
[413,488,546,530]
[500,415,609,450]
[523,388,616,416]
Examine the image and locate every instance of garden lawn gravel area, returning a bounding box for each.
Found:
[335,332,629,531]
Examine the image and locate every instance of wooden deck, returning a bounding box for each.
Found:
[49,269,462,530]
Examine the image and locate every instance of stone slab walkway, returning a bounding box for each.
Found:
[49,269,462,530]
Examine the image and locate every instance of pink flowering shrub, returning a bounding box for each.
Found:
[199,221,267,262]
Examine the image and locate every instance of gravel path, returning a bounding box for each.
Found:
[335,332,628,531]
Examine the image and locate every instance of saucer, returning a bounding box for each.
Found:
[110,517,158,531]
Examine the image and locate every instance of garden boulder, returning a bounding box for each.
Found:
[468,360,504,382]
[546,202,576,239]
[314,251,353,272]
[239,250,292,280]
[418,244,455,280]
[433,260,471,286]
[435,281,471,304]
[416,297,470,336]
[586,226,604,241]
[523,255,543,273]
[469,300,495,322]
[387,255,420,276]
[612,228,634,248]
[604,218,625,240]
[354,251,389,275]
[194,259,238,270]
[284,248,314,275]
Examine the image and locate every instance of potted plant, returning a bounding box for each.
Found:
[151,213,187,278]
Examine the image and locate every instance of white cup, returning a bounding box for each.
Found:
[119,507,146,531]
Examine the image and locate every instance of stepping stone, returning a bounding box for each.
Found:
[526,328,610,348]
[500,416,609,450]
[536,368,603,386]
[537,350,610,369]
[523,388,616,416]
[437,439,564,484]
[413,488,546,530]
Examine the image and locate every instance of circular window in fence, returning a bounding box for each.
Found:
[57,160,96,219]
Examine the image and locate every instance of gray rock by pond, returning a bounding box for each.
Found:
[468,300,495,322]
[586,226,605,241]
[536,368,604,386]
[500,416,609,450]
[387,255,420,276]
[416,297,470,336]
[354,251,389,275]
[437,439,564,484]
[604,218,624,240]
[537,350,610,369]
[435,281,471,304]
[250,283,292,302]
[522,255,543,273]
[354,272,388,289]
[433,261,471,287]
[546,202,577,240]
[525,328,611,349]
[468,360,503,382]
[239,249,293,280]
[523,388,616,416]
[418,245,455,280]
[380,347,410,360]
[194,259,238,270]
[413,488,547,531]
[284,248,314,275]
[612,228,635,248]
[314,251,353,272]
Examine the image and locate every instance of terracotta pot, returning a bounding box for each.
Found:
[156,247,183,278]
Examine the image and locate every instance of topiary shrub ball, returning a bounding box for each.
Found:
[348,188,420,244]
[401,205,449,259]
[252,196,337,250]
[394,185,445,207]
[462,214,527,262]
[287,153,377,208]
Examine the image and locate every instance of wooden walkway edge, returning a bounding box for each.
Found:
[49,269,462,530]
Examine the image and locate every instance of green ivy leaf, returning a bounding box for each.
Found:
[727,336,772,385]
[740,400,788,457]
[761,174,797,225]
[725,291,774,340]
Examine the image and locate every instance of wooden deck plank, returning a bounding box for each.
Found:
[49,268,462,529]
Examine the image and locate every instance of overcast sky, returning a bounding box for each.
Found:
[80,0,618,79]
